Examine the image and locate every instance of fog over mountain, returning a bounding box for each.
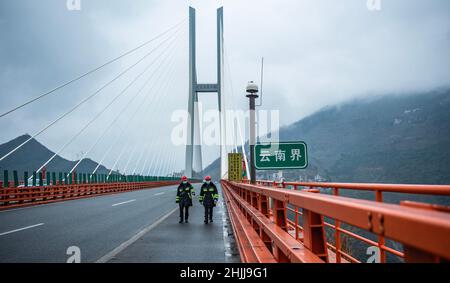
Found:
[0,0,449,168]
[204,89,450,186]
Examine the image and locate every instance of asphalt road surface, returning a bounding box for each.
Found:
[0,183,235,263]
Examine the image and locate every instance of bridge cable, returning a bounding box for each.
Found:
[0,27,183,165]
[0,18,186,119]
[106,55,176,178]
[137,52,183,176]
[136,63,179,177]
[145,143,166,177]
[116,39,181,176]
[122,144,139,175]
[167,149,179,177]
[92,38,181,176]
[104,35,182,177]
[68,32,182,175]
[33,33,183,177]
[160,148,174,177]
[161,149,176,177]
[118,40,182,176]
[224,43,251,179]
[155,145,169,177]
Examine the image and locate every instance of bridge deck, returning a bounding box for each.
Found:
[0,183,236,263]
[108,184,231,263]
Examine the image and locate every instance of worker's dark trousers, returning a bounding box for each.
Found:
[179,203,189,221]
[204,206,213,222]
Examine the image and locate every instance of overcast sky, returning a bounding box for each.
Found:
[0,0,449,174]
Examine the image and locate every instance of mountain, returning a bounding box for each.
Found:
[0,134,112,180]
[204,89,450,185]
[204,89,450,263]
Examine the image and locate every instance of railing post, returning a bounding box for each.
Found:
[24,171,28,187]
[302,189,329,262]
[46,172,51,186]
[257,192,272,253]
[13,170,19,188]
[3,170,8,188]
[294,185,300,241]
[334,188,342,263]
[251,191,260,233]
[52,172,56,186]
[375,190,386,263]
[38,172,43,187]
[273,199,287,232]
[260,194,269,218]
[244,190,251,222]
[2,170,9,206]
[32,171,37,187]
[272,198,290,262]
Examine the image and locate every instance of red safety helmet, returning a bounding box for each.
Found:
[205,176,211,181]
[181,175,188,181]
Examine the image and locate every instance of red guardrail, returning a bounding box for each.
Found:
[222,180,450,263]
[254,180,450,262]
[0,181,180,210]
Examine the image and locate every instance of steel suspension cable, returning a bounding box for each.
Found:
[104,35,184,177]
[116,45,181,176]
[68,34,182,175]
[107,145,128,178]
[160,148,173,177]
[0,19,186,119]
[33,34,182,176]
[138,52,182,176]
[91,44,179,176]
[124,35,184,176]
[224,44,251,179]
[165,149,178,177]
[146,143,166,177]
[122,144,138,174]
[154,144,170,177]
[0,27,183,164]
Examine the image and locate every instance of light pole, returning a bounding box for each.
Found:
[246,81,259,184]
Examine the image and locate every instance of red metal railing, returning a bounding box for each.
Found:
[0,181,180,210]
[223,180,450,263]
[255,180,450,263]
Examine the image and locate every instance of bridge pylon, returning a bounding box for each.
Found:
[185,6,227,179]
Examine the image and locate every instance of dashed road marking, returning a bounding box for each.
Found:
[0,223,45,236]
[112,199,136,207]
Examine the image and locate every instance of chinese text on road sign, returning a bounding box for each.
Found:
[254,142,308,170]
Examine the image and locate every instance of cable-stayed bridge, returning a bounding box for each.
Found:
[0,7,449,264]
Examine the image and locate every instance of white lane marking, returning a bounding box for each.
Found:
[112,199,136,207]
[154,192,165,196]
[0,223,45,236]
[96,207,178,263]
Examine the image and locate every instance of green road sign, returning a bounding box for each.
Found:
[254,141,308,170]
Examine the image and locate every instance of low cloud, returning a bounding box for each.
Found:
[0,0,449,171]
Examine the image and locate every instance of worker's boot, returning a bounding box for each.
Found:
[179,219,183,224]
